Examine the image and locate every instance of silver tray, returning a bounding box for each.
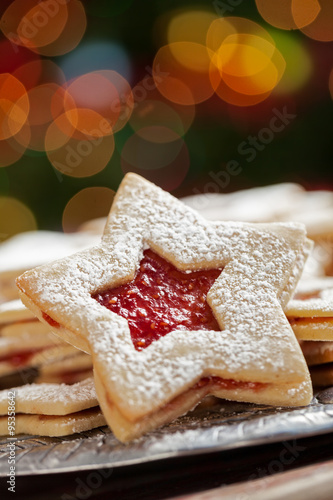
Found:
[1,390,333,476]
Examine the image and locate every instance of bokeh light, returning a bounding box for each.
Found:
[0,129,30,168]
[121,126,190,191]
[129,99,190,137]
[10,60,66,152]
[13,59,66,90]
[213,35,285,95]
[255,0,298,30]
[28,83,60,126]
[62,70,133,135]
[17,0,67,48]
[60,41,132,82]
[13,59,65,90]
[63,73,119,135]
[36,0,86,56]
[0,73,29,140]
[0,38,40,75]
[153,42,216,105]
[62,187,115,233]
[272,31,312,94]
[1,0,87,56]
[256,0,333,42]
[40,67,134,178]
[295,0,333,42]
[1,0,67,48]
[152,15,288,109]
[291,0,321,29]
[167,9,218,46]
[0,1,330,240]
[206,17,275,53]
[45,114,115,178]
[0,196,37,238]
[16,83,62,151]
[44,112,75,151]
[206,17,286,106]
[129,80,195,136]
[211,75,272,107]
[255,0,321,30]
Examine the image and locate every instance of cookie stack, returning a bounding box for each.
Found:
[0,299,93,384]
[1,175,332,441]
[0,231,98,436]
[182,182,333,279]
[286,278,333,386]
[0,377,105,436]
[15,174,314,442]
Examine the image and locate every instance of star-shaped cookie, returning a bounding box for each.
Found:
[17,173,313,441]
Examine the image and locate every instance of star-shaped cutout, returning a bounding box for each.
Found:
[17,173,312,441]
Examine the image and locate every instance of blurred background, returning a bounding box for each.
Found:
[0,0,332,238]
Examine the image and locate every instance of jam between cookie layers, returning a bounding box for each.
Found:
[0,347,47,367]
[16,173,313,441]
[41,249,267,393]
[93,249,221,350]
[93,249,267,393]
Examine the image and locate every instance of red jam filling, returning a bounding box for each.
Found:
[93,249,222,350]
[42,311,60,328]
[93,249,267,394]
[0,347,47,367]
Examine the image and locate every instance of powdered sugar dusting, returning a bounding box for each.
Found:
[0,377,97,415]
[17,174,312,432]
[286,277,333,317]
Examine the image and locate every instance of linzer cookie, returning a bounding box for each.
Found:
[181,183,304,223]
[182,184,333,278]
[0,377,106,436]
[36,351,93,384]
[277,189,333,276]
[286,277,333,341]
[0,336,79,379]
[0,408,105,437]
[0,300,78,378]
[17,173,313,442]
[0,299,35,324]
[0,231,99,302]
[282,190,333,241]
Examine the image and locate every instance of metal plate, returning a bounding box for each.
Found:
[2,392,333,476]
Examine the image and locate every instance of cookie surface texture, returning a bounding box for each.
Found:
[287,277,333,341]
[17,173,313,441]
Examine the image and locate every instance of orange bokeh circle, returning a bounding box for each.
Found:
[45,112,115,178]
[0,196,37,239]
[153,42,217,105]
[0,73,29,140]
[62,187,115,233]
[1,0,87,56]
